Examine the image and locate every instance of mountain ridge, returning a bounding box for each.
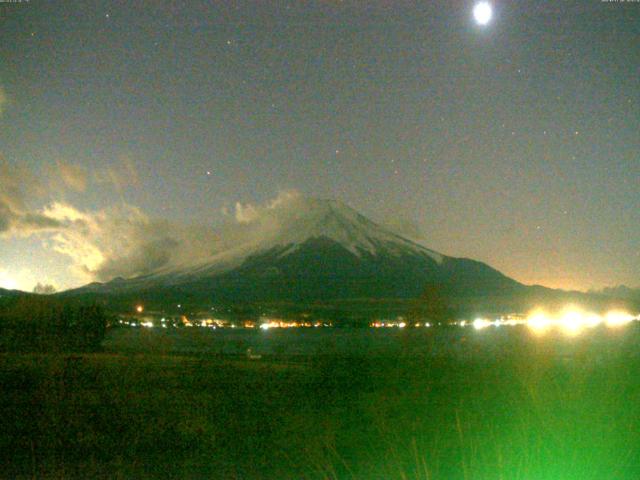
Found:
[59,196,636,317]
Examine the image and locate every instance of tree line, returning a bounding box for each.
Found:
[0,296,108,352]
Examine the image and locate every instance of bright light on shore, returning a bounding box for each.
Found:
[473,318,492,330]
[527,310,551,335]
[559,308,585,336]
[583,313,603,329]
[523,307,637,336]
[605,310,635,328]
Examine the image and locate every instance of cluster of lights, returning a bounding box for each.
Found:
[468,307,638,336]
[122,315,333,330]
[370,321,432,328]
[197,318,239,328]
[125,304,638,335]
[260,320,331,330]
[465,316,525,330]
[451,315,524,330]
[120,317,183,328]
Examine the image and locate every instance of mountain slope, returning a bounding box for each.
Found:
[0,288,26,298]
[596,286,640,302]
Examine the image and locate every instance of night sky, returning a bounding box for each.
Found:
[0,0,638,292]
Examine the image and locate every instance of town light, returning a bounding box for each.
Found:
[559,308,584,336]
[473,318,492,330]
[526,310,551,335]
[605,310,635,328]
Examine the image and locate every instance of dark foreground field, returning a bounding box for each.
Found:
[2,326,640,479]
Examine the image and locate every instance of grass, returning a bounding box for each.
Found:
[1,326,640,479]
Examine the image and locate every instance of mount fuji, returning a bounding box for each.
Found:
[65,196,526,311]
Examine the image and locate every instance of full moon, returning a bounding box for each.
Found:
[473,1,493,26]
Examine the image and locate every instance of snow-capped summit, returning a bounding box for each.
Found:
[233,195,443,260]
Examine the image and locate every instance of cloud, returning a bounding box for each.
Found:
[0,161,179,282]
[57,161,87,192]
[207,191,309,255]
[1,158,225,283]
[94,154,140,197]
[234,202,259,223]
[1,158,167,281]
[2,178,308,285]
[37,200,228,282]
[233,190,301,225]
[228,190,303,241]
[40,202,180,281]
[221,190,344,249]
[97,237,179,281]
[0,160,61,236]
[218,191,301,246]
[0,159,219,283]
